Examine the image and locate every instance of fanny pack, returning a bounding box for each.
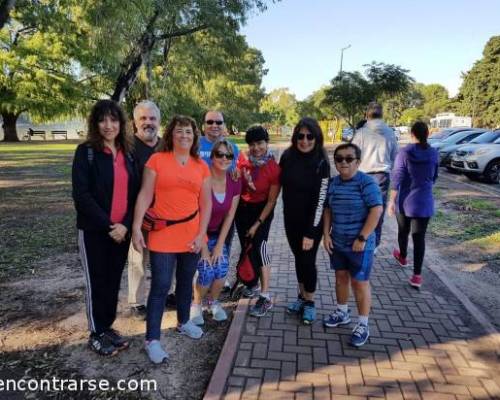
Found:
[142,209,198,232]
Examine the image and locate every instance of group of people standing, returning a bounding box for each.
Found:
[72,98,438,363]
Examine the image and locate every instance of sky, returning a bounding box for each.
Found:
[240,0,500,100]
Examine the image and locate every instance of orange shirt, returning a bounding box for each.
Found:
[145,152,210,252]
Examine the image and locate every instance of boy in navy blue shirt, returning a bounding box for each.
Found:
[323,143,383,347]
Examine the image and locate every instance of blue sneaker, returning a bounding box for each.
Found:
[323,309,351,327]
[351,323,369,347]
[286,297,305,314]
[302,303,316,325]
[177,320,203,339]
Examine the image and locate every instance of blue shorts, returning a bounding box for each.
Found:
[196,234,229,287]
[329,249,374,281]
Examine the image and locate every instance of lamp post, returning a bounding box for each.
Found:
[339,44,351,74]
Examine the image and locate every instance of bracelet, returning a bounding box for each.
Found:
[257,218,263,225]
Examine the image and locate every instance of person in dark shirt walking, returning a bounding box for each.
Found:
[72,100,140,356]
[279,117,330,324]
[388,121,439,288]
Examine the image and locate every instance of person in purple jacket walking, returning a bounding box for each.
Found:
[387,121,439,289]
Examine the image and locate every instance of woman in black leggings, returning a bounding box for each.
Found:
[280,118,330,324]
[388,122,438,288]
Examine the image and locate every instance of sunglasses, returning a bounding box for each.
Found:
[205,120,224,126]
[297,133,314,141]
[213,151,234,160]
[334,156,358,164]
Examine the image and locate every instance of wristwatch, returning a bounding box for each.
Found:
[357,234,366,242]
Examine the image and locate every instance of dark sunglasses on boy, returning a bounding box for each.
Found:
[297,133,314,141]
[213,151,234,160]
[205,120,224,126]
[334,156,358,164]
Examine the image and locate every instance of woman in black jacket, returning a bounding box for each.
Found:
[279,117,330,325]
[72,100,140,356]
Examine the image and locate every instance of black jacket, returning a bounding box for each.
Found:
[72,143,140,232]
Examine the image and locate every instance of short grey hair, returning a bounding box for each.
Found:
[133,100,161,121]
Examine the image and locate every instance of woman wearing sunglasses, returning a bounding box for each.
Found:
[236,126,281,317]
[279,117,330,324]
[191,139,241,324]
[132,115,212,364]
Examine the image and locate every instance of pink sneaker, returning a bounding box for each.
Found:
[409,275,422,288]
[392,249,407,267]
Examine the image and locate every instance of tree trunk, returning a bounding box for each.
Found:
[1,111,20,142]
[0,0,16,30]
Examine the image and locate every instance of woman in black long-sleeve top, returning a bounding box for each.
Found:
[279,117,330,325]
[72,100,140,356]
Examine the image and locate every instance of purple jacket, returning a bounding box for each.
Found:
[391,143,439,218]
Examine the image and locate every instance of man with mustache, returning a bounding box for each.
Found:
[128,100,161,317]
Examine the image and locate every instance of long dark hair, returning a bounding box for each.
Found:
[86,100,132,153]
[160,115,200,158]
[290,117,328,160]
[411,121,430,148]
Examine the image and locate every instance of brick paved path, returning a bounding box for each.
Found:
[216,197,500,400]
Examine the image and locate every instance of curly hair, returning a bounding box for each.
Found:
[159,115,200,158]
[85,100,132,153]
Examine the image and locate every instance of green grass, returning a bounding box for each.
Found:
[0,144,76,279]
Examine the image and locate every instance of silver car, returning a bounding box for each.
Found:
[450,131,500,183]
[431,129,487,169]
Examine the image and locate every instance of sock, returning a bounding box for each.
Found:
[358,315,369,326]
[260,292,270,300]
[337,303,348,313]
[304,300,315,307]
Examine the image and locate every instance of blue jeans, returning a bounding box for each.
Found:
[368,172,390,247]
[146,251,200,341]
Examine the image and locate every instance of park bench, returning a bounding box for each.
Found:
[25,129,48,140]
[51,130,68,140]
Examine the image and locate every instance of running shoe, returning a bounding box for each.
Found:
[103,329,129,351]
[249,296,273,317]
[88,333,118,357]
[351,322,370,347]
[242,286,259,298]
[190,303,204,325]
[286,297,305,314]
[210,301,228,322]
[302,303,316,325]
[323,309,351,327]
[408,274,422,288]
[144,340,169,364]
[177,320,203,339]
[392,249,408,267]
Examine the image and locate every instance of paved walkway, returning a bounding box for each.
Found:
[205,197,500,400]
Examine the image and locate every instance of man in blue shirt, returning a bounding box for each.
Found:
[199,110,239,169]
[322,143,383,347]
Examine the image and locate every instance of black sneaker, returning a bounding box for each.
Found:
[104,329,129,351]
[88,333,118,357]
[131,305,147,319]
[165,293,176,309]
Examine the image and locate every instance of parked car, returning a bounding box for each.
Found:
[431,129,488,168]
[428,127,477,143]
[450,130,500,183]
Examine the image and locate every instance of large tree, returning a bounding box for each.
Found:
[457,35,500,128]
[323,62,414,128]
[0,2,92,141]
[260,87,299,127]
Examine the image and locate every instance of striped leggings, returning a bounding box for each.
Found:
[78,229,129,335]
[235,201,273,270]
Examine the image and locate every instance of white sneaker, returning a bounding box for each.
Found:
[190,303,204,325]
[210,301,228,322]
[144,340,169,364]
[177,320,203,339]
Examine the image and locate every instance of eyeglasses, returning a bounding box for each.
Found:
[205,120,224,126]
[334,156,358,164]
[297,133,314,141]
[213,151,234,160]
